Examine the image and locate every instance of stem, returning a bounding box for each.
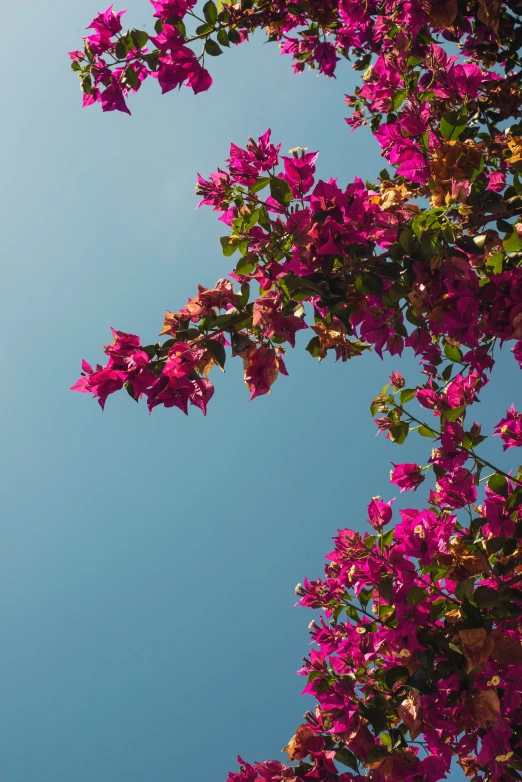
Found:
[393,402,522,487]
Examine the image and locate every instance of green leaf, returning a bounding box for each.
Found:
[196,23,214,34]
[81,75,92,94]
[418,425,437,438]
[387,282,407,303]
[306,336,321,358]
[281,273,321,299]
[239,283,250,307]
[377,577,394,605]
[367,746,389,763]
[389,422,409,445]
[220,236,238,257]
[121,66,139,89]
[408,669,433,694]
[217,28,230,47]
[391,727,407,750]
[444,343,462,362]
[270,177,292,206]
[486,251,504,276]
[391,89,408,111]
[441,406,465,424]
[203,339,226,370]
[335,749,358,772]
[419,131,430,154]
[382,528,395,547]
[497,219,513,232]
[430,598,448,622]
[235,255,257,275]
[488,473,508,497]
[131,29,149,49]
[124,381,138,401]
[380,732,392,747]
[238,239,249,256]
[362,703,387,734]
[400,388,416,405]
[115,40,128,59]
[364,536,377,551]
[461,595,483,626]
[228,27,241,43]
[407,586,428,606]
[407,55,424,68]
[361,272,383,294]
[455,578,475,601]
[249,176,271,194]
[172,19,186,36]
[503,227,522,252]
[204,38,222,56]
[203,0,218,24]
[143,345,157,360]
[399,226,414,253]
[384,666,409,689]
[475,585,501,606]
[455,236,483,255]
[440,106,468,140]
[412,215,425,240]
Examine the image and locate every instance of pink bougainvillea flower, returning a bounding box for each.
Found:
[367,496,395,529]
[314,42,340,77]
[390,463,425,492]
[390,371,405,389]
[150,0,196,20]
[494,405,522,450]
[396,151,430,183]
[437,467,476,508]
[451,178,471,202]
[252,296,307,347]
[243,346,285,400]
[246,130,282,172]
[487,172,506,192]
[99,82,131,114]
[71,365,127,409]
[447,63,483,99]
[282,151,319,198]
[87,5,126,37]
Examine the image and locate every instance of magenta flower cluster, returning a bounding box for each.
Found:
[69,0,522,780]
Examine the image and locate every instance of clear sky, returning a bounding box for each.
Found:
[1,2,521,781]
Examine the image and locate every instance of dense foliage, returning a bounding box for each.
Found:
[70,1,522,779]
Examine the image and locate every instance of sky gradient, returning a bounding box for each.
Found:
[2,2,522,780]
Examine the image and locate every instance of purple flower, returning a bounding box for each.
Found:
[494,405,522,450]
[437,468,476,508]
[396,151,430,183]
[281,152,319,198]
[447,63,483,99]
[487,172,506,193]
[87,5,126,38]
[314,42,339,77]
[99,82,131,114]
[367,497,395,530]
[390,463,425,492]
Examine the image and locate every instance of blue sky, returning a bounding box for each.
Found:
[1,2,521,780]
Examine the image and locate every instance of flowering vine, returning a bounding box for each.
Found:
[70,1,522,780]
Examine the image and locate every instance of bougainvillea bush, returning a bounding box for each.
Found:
[70,1,522,779]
